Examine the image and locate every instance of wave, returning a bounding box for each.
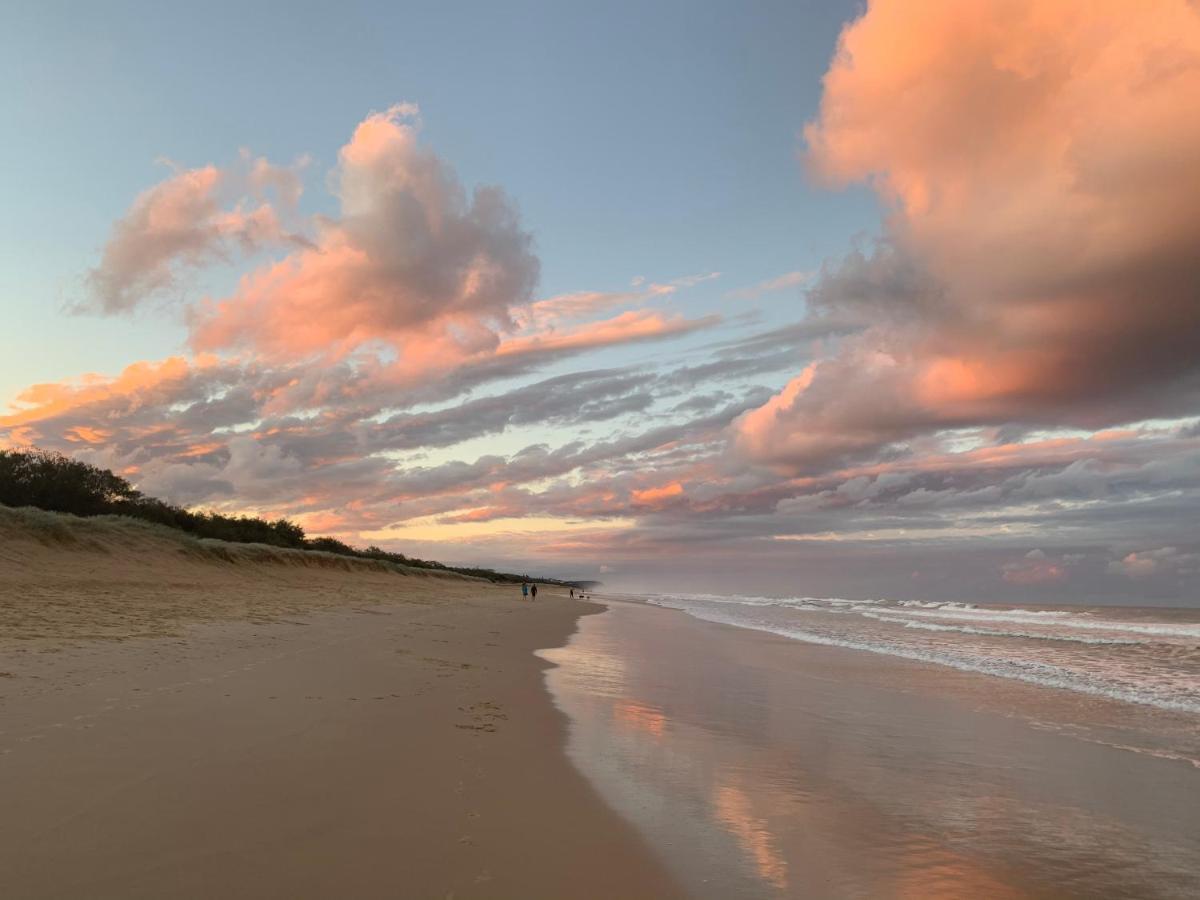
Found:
[858,612,1141,646]
[644,599,1200,716]
[879,606,1200,639]
[645,592,1200,641]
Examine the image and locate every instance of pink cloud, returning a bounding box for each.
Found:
[739,1,1200,472]
[84,156,306,313]
[1001,550,1067,585]
[496,309,719,359]
[515,281,676,331]
[190,104,538,362]
[1108,547,1200,578]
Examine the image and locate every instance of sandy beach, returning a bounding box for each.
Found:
[6,507,1200,899]
[0,509,680,899]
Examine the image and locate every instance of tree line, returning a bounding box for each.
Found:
[0,448,540,584]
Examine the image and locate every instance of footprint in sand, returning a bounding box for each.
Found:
[454,701,507,733]
[422,657,475,671]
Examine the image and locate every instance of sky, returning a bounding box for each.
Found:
[3,0,1200,605]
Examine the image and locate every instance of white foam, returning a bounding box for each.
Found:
[859,612,1141,646]
[645,597,1200,716]
[884,606,1200,639]
[653,593,1200,640]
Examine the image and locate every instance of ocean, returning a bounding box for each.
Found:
[641,592,1200,726]
[542,594,1200,898]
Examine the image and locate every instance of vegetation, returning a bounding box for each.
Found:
[0,448,548,584]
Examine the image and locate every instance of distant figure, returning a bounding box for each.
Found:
[569,588,575,598]
[522,581,529,600]
[530,584,538,600]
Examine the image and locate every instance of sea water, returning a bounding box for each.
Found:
[640,593,1200,731]
[542,595,1200,897]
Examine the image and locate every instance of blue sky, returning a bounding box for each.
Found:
[1,0,872,401]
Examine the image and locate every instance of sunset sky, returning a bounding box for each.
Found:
[4,1,1199,602]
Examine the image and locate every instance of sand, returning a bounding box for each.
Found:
[0,507,681,899]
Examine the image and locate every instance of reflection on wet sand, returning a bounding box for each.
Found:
[888,838,1027,900]
[711,778,788,891]
[541,599,1200,899]
[614,700,667,739]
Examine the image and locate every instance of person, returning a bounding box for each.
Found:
[522,581,529,600]
[569,588,574,598]
[530,584,538,600]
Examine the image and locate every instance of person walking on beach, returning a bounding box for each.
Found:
[522,581,529,600]
[530,584,538,601]
[569,588,574,598]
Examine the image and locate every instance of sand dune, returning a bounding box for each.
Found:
[0,505,488,644]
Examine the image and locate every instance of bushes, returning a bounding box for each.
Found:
[307,536,355,555]
[0,448,139,516]
[0,447,542,584]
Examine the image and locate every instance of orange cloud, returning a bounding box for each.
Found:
[190,103,538,362]
[64,426,113,444]
[515,281,676,331]
[3,357,194,427]
[739,1,1200,472]
[631,481,684,506]
[498,309,718,359]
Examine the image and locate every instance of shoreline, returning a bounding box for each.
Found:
[0,526,683,898]
[543,596,1200,898]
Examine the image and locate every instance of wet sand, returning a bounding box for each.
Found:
[542,598,1200,899]
[0,511,681,898]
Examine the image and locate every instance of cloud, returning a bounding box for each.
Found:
[496,309,719,360]
[189,104,539,362]
[1108,546,1200,578]
[13,103,729,536]
[739,1,1200,472]
[725,270,811,301]
[1001,549,1068,585]
[13,83,1200,600]
[514,277,687,332]
[83,155,307,313]
[669,271,721,288]
[631,481,684,507]
[360,368,657,454]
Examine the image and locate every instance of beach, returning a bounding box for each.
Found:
[0,510,680,899]
[6,508,1200,898]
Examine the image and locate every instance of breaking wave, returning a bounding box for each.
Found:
[637,592,1200,716]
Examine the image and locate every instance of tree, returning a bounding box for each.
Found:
[0,448,138,515]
